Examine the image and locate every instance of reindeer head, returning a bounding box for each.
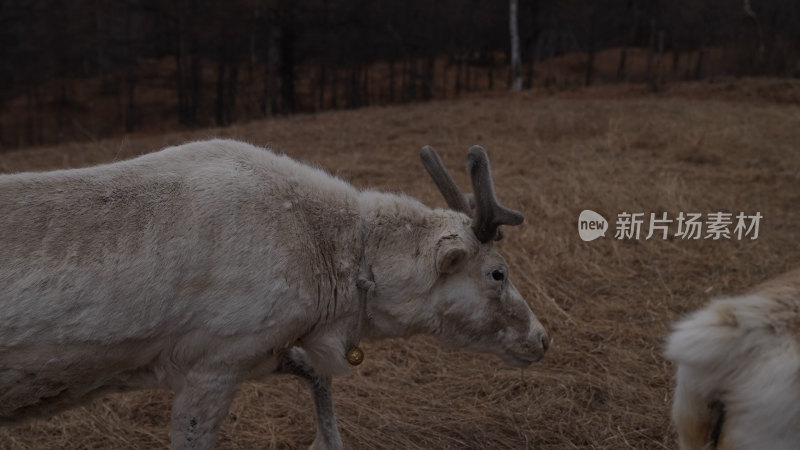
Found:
[418,145,549,366]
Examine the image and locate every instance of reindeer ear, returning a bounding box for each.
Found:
[436,237,468,275]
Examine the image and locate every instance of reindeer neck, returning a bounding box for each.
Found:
[355,191,449,340]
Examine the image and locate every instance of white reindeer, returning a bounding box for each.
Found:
[0,139,548,449]
[665,269,800,450]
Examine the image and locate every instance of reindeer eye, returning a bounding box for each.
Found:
[491,269,505,282]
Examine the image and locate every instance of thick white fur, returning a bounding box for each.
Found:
[0,139,547,449]
[665,270,800,450]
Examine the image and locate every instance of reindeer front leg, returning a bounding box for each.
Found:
[277,348,344,450]
[169,371,239,450]
[306,374,341,450]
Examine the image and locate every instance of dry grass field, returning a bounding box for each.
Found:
[1,78,800,449]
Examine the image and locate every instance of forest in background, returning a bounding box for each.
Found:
[0,0,798,150]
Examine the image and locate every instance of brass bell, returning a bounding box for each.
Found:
[346,347,364,366]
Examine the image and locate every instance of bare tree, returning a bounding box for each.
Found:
[509,0,522,91]
[743,0,765,59]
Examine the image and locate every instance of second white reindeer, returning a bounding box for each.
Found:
[665,269,800,450]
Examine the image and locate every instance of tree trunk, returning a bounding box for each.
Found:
[524,54,533,88]
[262,11,279,116]
[388,59,395,102]
[743,0,765,62]
[347,64,360,108]
[441,62,449,96]
[509,0,522,91]
[407,57,417,100]
[175,13,187,125]
[318,65,326,110]
[124,3,136,132]
[126,71,136,132]
[226,59,239,123]
[465,60,472,91]
[617,46,627,81]
[654,29,664,82]
[56,79,66,143]
[330,66,338,108]
[585,17,595,86]
[279,1,296,112]
[646,19,655,82]
[455,57,463,95]
[189,38,202,123]
[422,55,435,99]
[317,0,330,110]
[214,34,227,125]
[672,50,680,77]
[187,0,201,124]
[694,46,704,80]
[362,65,370,106]
[488,55,494,90]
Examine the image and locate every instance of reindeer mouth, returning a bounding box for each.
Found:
[502,351,543,367]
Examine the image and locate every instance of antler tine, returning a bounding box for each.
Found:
[420,146,472,214]
[466,145,524,243]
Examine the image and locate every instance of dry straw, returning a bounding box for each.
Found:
[2,79,799,449]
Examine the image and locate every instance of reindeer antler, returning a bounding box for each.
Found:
[420,145,523,243]
[466,146,523,242]
[420,146,471,214]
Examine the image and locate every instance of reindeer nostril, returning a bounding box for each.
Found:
[538,332,550,352]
